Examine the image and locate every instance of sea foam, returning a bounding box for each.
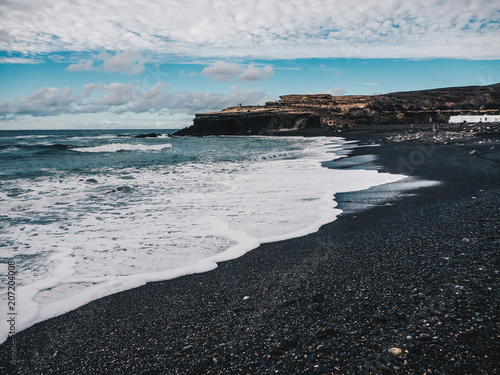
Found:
[0,137,406,344]
[72,143,172,153]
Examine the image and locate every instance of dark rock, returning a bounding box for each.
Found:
[134,133,160,138]
[419,333,432,341]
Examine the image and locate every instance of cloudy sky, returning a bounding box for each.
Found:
[0,0,499,129]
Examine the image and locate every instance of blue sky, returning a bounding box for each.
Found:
[0,0,499,129]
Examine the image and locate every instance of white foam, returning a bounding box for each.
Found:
[72,143,172,153]
[0,147,19,153]
[0,137,407,344]
[14,135,51,139]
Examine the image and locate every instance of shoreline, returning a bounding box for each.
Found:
[1,127,499,374]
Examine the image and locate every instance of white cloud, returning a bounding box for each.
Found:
[0,0,499,59]
[102,50,145,75]
[238,64,274,82]
[0,82,266,118]
[66,61,94,71]
[0,57,43,64]
[64,51,144,75]
[0,86,77,116]
[201,61,243,82]
[201,61,274,82]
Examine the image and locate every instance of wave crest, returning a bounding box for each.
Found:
[72,143,172,153]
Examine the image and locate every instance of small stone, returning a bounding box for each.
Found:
[243,296,250,300]
[389,347,402,356]
[406,335,413,340]
[394,366,401,371]
[419,333,432,341]
[470,150,478,155]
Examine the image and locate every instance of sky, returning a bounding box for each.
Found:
[0,0,499,130]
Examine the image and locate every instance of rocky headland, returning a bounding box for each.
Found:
[173,83,500,136]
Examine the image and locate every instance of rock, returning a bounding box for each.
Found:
[86,178,98,184]
[388,347,402,356]
[134,133,159,138]
[173,83,500,136]
[419,333,432,341]
[470,150,478,155]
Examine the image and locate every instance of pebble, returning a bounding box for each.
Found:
[389,347,402,356]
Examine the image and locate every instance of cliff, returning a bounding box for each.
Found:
[173,83,500,136]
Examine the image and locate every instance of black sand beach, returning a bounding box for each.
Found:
[2,125,499,374]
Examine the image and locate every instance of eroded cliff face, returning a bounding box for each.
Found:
[173,83,500,136]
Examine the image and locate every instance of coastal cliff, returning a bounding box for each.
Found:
[173,83,500,136]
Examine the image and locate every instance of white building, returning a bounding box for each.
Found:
[449,115,500,124]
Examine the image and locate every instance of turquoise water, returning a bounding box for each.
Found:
[0,129,405,342]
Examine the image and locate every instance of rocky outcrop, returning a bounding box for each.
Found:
[134,133,160,138]
[173,83,500,136]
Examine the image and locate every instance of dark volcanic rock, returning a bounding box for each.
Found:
[175,110,322,136]
[173,83,500,136]
[134,133,160,138]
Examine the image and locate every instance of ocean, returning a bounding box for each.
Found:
[0,129,406,343]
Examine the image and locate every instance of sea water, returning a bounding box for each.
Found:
[0,129,405,343]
